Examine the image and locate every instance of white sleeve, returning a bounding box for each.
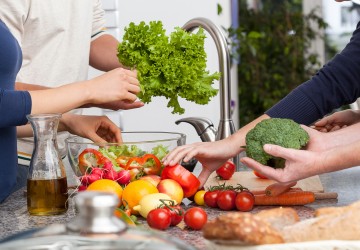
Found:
[0,0,30,46]
[91,0,107,40]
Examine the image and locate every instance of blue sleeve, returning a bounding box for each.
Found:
[266,22,360,125]
[0,89,32,127]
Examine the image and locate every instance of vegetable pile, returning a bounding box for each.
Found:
[117,21,220,114]
[245,118,310,168]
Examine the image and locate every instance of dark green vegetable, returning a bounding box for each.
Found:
[117,21,220,114]
[245,118,309,168]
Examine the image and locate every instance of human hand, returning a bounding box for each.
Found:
[86,68,140,105]
[240,144,324,183]
[61,113,122,143]
[313,109,360,132]
[240,125,328,182]
[162,139,240,187]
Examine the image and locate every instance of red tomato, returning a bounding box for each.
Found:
[235,190,255,212]
[253,170,268,179]
[216,190,237,211]
[204,190,221,208]
[216,161,236,180]
[184,207,208,230]
[147,208,172,230]
[164,204,184,226]
[161,164,200,198]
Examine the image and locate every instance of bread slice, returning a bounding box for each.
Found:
[202,212,284,245]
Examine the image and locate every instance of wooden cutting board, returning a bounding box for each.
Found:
[204,171,324,193]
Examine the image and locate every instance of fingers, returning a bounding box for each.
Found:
[240,157,291,182]
[163,145,195,166]
[262,144,297,160]
[118,101,144,110]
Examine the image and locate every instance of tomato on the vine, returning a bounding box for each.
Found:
[204,190,221,208]
[163,204,184,226]
[216,190,237,211]
[147,208,171,230]
[235,190,255,212]
[216,161,236,180]
[184,207,208,230]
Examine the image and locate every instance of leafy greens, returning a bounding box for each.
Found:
[117,21,220,114]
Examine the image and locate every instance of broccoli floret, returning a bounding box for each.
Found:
[245,118,309,168]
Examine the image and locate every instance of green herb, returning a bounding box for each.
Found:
[118,21,220,114]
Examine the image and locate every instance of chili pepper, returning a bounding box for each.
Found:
[78,148,111,175]
[161,164,200,198]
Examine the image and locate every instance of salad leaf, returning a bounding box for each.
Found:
[98,144,169,168]
[118,21,220,114]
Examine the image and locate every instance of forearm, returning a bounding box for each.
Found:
[321,122,360,150]
[230,114,270,153]
[29,81,91,114]
[15,82,49,91]
[17,113,73,138]
[90,34,123,71]
[321,140,360,173]
[16,124,33,137]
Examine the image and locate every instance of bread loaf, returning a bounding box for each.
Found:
[315,199,360,217]
[256,207,299,231]
[203,201,360,246]
[203,212,284,245]
[283,209,360,242]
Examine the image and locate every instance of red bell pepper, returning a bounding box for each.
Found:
[115,156,130,169]
[161,164,200,198]
[124,154,162,176]
[78,148,111,175]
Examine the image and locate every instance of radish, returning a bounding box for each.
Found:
[91,167,104,177]
[116,170,131,185]
[87,173,101,184]
[103,170,117,181]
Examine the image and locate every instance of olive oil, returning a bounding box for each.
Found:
[27,177,68,215]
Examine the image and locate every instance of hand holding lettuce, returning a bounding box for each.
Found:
[117,21,220,114]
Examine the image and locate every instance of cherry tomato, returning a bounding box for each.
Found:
[235,190,255,212]
[253,170,268,179]
[216,161,236,180]
[194,190,206,206]
[187,187,204,202]
[184,207,208,230]
[204,190,221,208]
[147,208,171,230]
[216,190,237,211]
[163,204,184,226]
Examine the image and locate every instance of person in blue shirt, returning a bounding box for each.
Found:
[0,20,141,202]
[163,1,360,186]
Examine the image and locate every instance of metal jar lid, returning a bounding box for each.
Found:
[66,191,126,234]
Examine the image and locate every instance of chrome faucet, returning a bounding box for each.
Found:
[176,17,240,170]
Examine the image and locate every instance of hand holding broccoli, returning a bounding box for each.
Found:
[245,118,310,169]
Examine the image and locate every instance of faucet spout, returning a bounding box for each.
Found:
[181,17,240,170]
[176,117,217,142]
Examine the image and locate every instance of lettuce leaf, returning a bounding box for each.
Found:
[118,21,220,114]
